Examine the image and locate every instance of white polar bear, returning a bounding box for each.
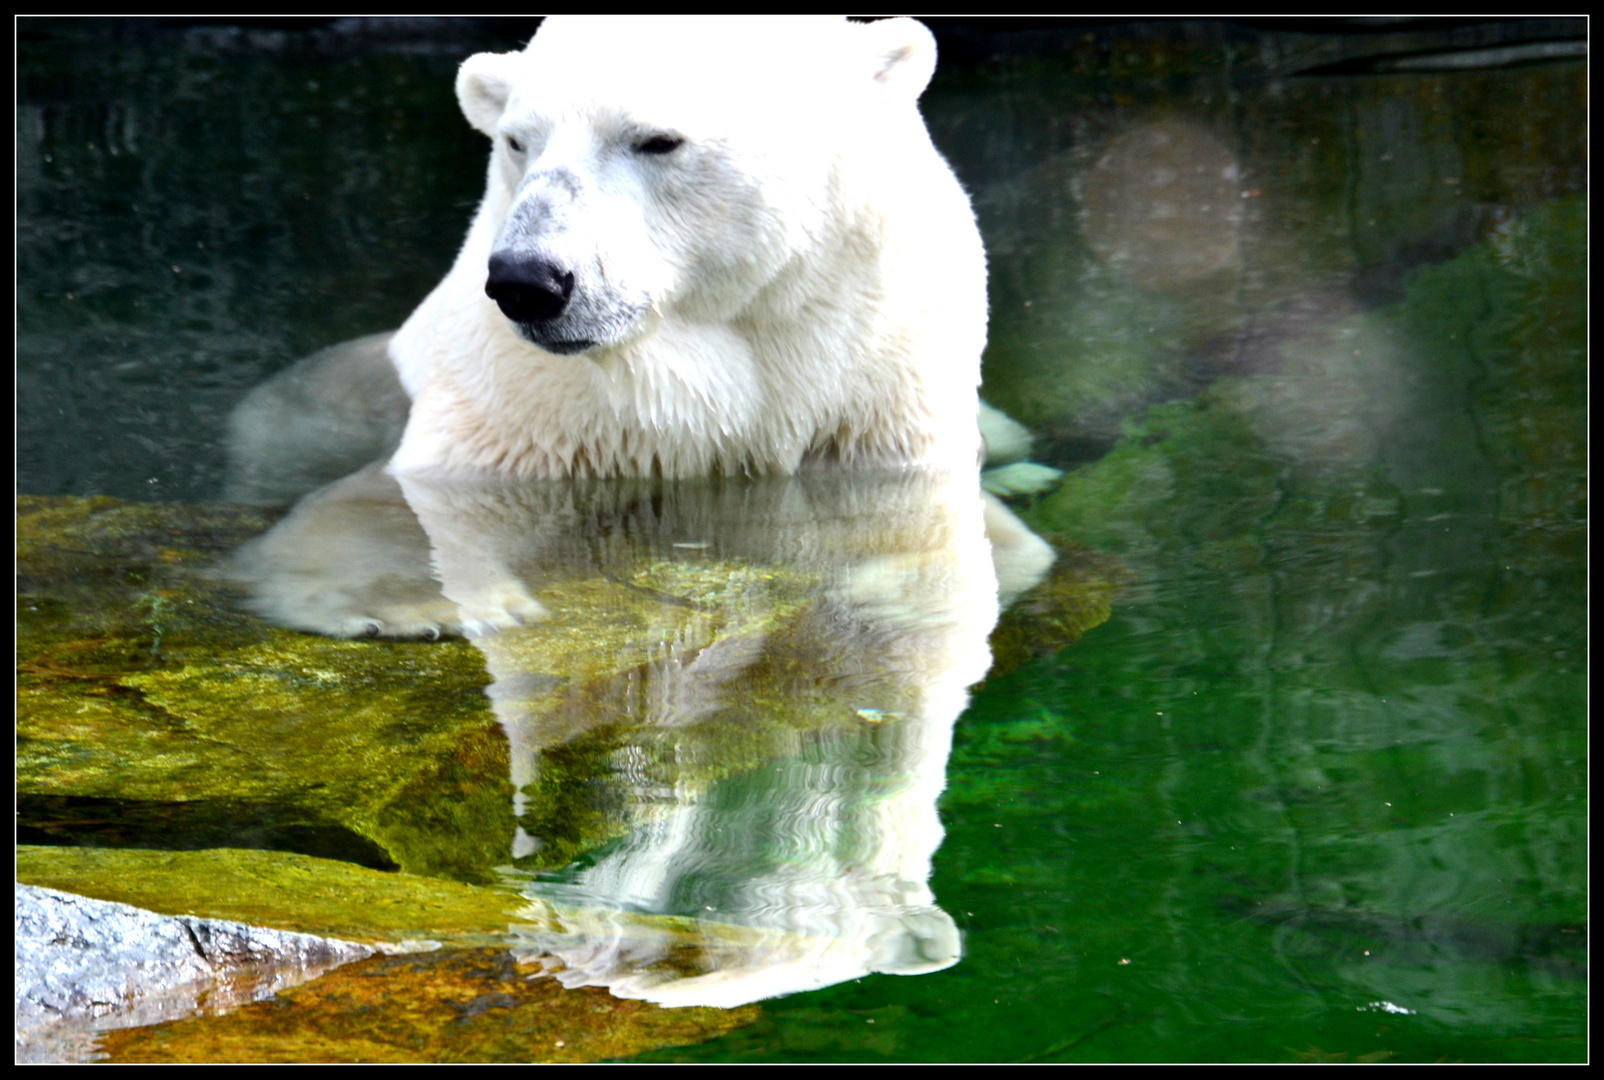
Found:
[384,15,989,481]
[219,23,1057,1004]
[225,16,1057,638]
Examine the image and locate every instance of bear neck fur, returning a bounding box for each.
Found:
[388,120,986,482]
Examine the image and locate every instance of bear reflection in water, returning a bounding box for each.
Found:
[229,465,1020,1007]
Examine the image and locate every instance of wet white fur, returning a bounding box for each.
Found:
[388,17,988,481]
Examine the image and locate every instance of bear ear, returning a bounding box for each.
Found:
[456,51,519,137]
[858,17,938,101]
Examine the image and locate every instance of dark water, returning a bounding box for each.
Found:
[16,18,1586,1063]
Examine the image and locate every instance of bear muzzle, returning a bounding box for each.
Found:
[485,251,595,355]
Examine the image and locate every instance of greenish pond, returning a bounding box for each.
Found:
[17,19,1586,1063]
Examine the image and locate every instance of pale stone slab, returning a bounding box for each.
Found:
[14,884,373,1063]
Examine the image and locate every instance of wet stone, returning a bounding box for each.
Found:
[15,883,373,1063]
[18,495,521,885]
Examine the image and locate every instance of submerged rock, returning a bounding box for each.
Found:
[19,490,1127,891]
[18,495,521,884]
[16,485,1129,1039]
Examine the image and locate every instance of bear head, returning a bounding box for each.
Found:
[454,16,941,357]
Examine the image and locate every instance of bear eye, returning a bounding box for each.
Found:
[504,135,524,154]
[635,133,685,156]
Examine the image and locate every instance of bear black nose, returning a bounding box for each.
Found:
[485,252,575,324]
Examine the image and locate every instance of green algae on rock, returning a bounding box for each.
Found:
[18,496,519,884]
[18,496,835,886]
[15,846,525,949]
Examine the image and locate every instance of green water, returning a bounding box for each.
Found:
[16,19,1586,1063]
[641,195,1588,1062]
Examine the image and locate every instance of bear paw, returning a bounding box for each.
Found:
[234,572,464,640]
[337,614,452,641]
[325,593,467,640]
[455,581,550,639]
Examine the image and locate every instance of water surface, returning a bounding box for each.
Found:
[16,18,1586,1063]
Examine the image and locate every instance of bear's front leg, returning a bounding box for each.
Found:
[223,332,410,508]
[224,461,462,639]
[392,472,553,640]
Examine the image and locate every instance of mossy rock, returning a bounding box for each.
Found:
[17,498,854,884]
[15,845,519,947]
[18,491,1131,900]
[18,496,517,883]
[984,540,1134,682]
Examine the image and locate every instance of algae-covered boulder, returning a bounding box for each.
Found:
[15,846,526,948]
[16,495,836,885]
[19,486,1130,900]
[18,496,516,883]
[16,496,850,885]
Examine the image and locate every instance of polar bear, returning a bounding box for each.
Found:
[388,15,988,480]
[218,23,1057,1003]
[229,17,1015,496]
[224,16,1055,638]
